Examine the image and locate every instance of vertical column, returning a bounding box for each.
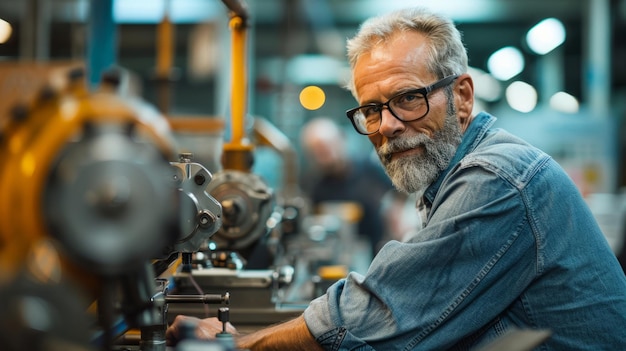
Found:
[87,0,117,89]
[538,47,564,104]
[584,0,611,115]
[155,0,175,114]
[20,0,50,61]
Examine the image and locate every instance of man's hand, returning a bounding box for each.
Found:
[167,314,323,350]
[166,315,238,346]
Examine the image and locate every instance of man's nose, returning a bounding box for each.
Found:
[378,108,405,137]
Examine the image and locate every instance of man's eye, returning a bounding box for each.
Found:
[362,105,381,117]
[397,93,420,103]
[394,93,426,109]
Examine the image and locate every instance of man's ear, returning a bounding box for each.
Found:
[454,73,474,131]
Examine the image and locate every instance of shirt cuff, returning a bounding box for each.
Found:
[304,292,336,338]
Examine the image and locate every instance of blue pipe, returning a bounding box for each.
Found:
[87,0,117,89]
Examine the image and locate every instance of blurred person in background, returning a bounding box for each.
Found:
[299,116,393,257]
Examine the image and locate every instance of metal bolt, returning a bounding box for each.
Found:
[179,153,193,163]
[194,173,206,186]
[197,210,215,229]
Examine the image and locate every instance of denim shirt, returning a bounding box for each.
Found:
[304,112,626,350]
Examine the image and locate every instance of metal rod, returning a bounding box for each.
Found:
[165,293,229,304]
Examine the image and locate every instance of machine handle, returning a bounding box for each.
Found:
[165,292,230,305]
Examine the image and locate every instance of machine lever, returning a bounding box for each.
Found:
[165,292,230,305]
[218,307,230,333]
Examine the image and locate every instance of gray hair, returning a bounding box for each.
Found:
[346,7,468,97]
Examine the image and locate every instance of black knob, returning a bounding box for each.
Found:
[217,307,229,333]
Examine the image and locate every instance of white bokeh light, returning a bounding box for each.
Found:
[505,81,537,113]
[0,19,12,44]
[526,18,566,55]
[549,91,579,113]
[487,46,525,81]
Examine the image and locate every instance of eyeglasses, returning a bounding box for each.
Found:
[346,75,459,135]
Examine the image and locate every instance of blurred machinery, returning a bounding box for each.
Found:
[0,1,363,350]
[157,0,369,334]
[0,0,306,350]
[0,64,229,351]
[165,0,309,333]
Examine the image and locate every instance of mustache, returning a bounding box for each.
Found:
[377,134,432,163]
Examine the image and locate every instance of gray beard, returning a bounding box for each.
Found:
[377,111,463,194]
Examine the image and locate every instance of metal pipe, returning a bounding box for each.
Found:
[166,292,230,304]
[220,0,255,172]
[227,14,247,146]
[220,0,249,23]
[87,0,116,89]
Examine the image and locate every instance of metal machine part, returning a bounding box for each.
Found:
[0,66,180,280]
[139,278,230,351]
[43,122,179,276]
[206,170,274,254]
[0,0,273,348]
[0,270,95,351]
[170,267,304,334]
[252,117,310,239]
[0,66,226,351]
[169,174,302,333]
[111,277,230,351]
[0,238,96,351]
[168,153,222,254]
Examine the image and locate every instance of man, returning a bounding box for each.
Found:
[300,117,393,257]
[167,7,626,350]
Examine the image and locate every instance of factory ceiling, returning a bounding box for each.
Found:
[0,0,624,113]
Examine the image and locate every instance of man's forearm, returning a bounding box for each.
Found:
[236,315,324,351]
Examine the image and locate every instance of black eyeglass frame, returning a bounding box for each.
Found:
[345,74,460,135]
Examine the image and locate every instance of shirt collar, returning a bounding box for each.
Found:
[422,111,497,205]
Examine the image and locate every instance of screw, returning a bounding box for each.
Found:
[179,153,193,163]
[194,173,206,186]
[197,210,215,229]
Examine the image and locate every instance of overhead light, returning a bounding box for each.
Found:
[113,0,222,24]
[0,19,12,44]
[299,86,326,110]
[549,92,579,113]
[526,18,566,55]
[506,81,537,113]
[487,46,525,81]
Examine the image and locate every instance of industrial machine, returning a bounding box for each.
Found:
[163,0,309,333]
[0,1,344,350]
[0,65,232,351]
[0,0,306,349]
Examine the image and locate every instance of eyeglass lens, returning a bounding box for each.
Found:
[353,91,428,134]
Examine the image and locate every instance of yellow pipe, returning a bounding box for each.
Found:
[155,3,175,115]
[156,14,174,79]
[228,15,247,147]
